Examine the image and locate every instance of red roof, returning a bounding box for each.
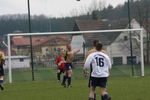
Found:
[12,35,71,46]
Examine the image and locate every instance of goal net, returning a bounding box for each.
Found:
[5,29,144,83]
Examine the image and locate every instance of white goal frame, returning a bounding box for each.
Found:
[7,28,144,83]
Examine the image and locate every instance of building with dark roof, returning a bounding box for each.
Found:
[72,19,146,65]
[73,19,128,48]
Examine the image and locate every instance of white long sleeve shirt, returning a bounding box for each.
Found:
[84,51,112,78]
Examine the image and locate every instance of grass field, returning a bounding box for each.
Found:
[1,76,150,100]
[4,65,150,83]
[1,65,150,100]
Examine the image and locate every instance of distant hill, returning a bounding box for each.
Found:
[0,0,149,34]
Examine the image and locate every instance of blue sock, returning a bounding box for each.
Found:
[0,80,3,84]
[102,94,109,100]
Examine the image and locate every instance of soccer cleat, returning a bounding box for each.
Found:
[107,97,111,100]
[68,85,72,88]
[0,85,4,91]
[61,83,66,88]
[61,82,64,85]
[57,80,61,83]
[64,84,66,88]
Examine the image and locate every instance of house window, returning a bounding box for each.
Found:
[127,56,136,65]
[46,48,49,51]
[57,48,61,51]
[113,57,123,65]
[124,36,128,41]
[20,58,24,62]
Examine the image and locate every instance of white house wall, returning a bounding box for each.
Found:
[109,42,141,65]
[71,35,85,54]
[108,19,144,65]
[4,57,30,69]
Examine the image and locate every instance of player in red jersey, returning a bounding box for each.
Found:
[56,49,66,82]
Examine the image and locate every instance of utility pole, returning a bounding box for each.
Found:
[27,0,34,81]
[128,0,134,76]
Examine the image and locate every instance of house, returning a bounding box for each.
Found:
[72,19,146,65]
[11,35,72,65]
[72,19,129,50]
[108,19,144,65]
[12,35,71,53]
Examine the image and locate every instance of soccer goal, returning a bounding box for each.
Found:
[6,28,144,83]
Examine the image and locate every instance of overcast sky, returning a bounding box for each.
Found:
[0,0,127,17]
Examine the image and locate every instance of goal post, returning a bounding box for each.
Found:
[7,28,144,83]
[140,29,144,76]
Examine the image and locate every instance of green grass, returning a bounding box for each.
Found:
[4,65,150,83]
[1,65,150,100]
[1,76,150,100]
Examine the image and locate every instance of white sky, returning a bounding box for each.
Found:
[0,0,127,17]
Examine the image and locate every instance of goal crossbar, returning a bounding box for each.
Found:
[8,29,142,36]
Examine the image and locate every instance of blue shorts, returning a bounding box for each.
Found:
[90,77,108,88]
[0,65,4,76]
[65,63,73,70]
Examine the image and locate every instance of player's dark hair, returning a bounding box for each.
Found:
[96,43,103,51]
[93,40,100,47]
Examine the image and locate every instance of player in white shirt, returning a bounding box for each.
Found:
[84,43,111,100]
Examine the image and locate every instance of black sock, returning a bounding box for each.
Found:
[0,80,3,84]
[62,75,67,84]
[101,96,103,100]
[102,94,109,100]
[68,77,71,86]
[57,73,60,81]
[88,97,94,100]
[0,80,4,90]
[94,93,96,100]
[0,84,4,91]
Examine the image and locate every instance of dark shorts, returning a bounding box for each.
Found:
[89,77,108,88]
[65,63,73,70]
[58,68,65,74]
[0,65,4,76]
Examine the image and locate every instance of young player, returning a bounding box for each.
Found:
[84,43,112,100]
[84,40,108,100]
[0,50,5,91]
[56,49,66,82]
[61,44,80,88]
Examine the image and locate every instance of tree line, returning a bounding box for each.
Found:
[0,0,149,34]
[0,0,149,63]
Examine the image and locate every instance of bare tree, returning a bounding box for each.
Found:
[144,0,150,64]
[117,31,142,58]
[69,0,106,18]
[70,8,80,17]
[88,0,106,14]
[132,0,150,64]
